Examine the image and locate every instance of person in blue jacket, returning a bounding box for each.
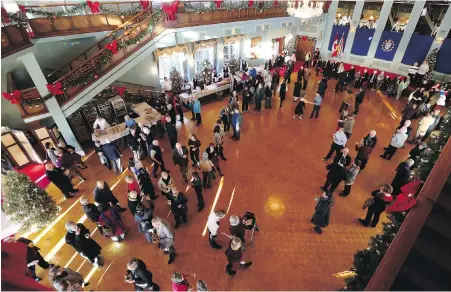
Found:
[231,109,243,141]
[191,98,202,126]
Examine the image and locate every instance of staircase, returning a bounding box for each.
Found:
[17,3,288,121]
[390,175,451,291]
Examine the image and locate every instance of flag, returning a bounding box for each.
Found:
[338,33,344,58]
[374,31,403,61]
[331,33,339,57]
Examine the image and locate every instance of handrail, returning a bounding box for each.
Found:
[23,1,138,8]
[365,137,451,291]
[46,6,153,80]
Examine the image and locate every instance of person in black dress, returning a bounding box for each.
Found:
[45,163,78,199]
[292,80,302,102]
[293,96,306,120]
[279,80,287,107]
[188,134,201,167]
[190,172,205,212]
[135,162,159,200]
[206,143,224,176]
[65,221,103,265]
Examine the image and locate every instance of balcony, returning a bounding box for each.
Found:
[365,137,451,291]
[11,1,290,120]
[1,25,33,58]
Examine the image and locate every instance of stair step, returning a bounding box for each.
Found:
[423,211,451,241]
[399,249,451,290]
[412,231,451,275]
[391,270,422,291]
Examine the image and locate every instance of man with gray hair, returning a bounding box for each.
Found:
[151,216,176,264]
[229,215,246,245]
[391,159,414,196]
[102,138,122,174]
[363,130,377,149]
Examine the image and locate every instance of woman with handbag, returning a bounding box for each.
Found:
[206,143,224,177]
[339,160,361,197]
[199,152,215,189]
[359,184,394,228]
[98,204,126,242]
[134,204,155,243]
[188,134,202,167]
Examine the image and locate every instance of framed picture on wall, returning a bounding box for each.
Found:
[250,36,262,60]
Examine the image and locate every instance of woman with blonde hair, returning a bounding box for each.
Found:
[198,152,215,189]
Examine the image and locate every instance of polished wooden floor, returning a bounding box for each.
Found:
[19,70,412,291]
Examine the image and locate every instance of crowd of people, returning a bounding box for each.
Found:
[13,46,450,291]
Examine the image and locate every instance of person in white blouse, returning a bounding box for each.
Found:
[93,115,110,131]
[163,77,172,92]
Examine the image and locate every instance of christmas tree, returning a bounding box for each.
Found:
[169,67,183,94]
[424,48,438,81]
[1,171,58,231]
[340,106,451,290]
[228,58,239,75]
[201,59,213,85]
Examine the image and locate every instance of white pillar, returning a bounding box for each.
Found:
[343,0,365,60]
[19,53,85,155]
[319,0,339,56]
[390,0,426,70]
[366,0,394,61]
[427,5,451,55]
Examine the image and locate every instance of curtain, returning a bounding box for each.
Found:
[402,34,434,65]
[158,52,185,81]
[195,47,214,74]
[436,38,451,74]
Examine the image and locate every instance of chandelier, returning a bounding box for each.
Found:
[287,0,324,20]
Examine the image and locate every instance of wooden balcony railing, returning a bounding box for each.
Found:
[15,2,146,39]
[15,1,289,118]
[16,88,50,118]
[1,25,33,58]
[365,137,451,290]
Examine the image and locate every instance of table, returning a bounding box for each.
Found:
[179,81,230,102]
[92,102,161,145]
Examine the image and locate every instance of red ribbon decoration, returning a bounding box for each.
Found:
[162,1,179,21]
[2,90,21,104]
[214,0,223,8]
[106,40,118,54]
[248,0,254,7]
[18,5,27,14]
[46,82,63,95]
[273,0,279,7]
[1,7,10,24]
[87,1,100,14]
[139,0,150,9]
[114,86,127,96]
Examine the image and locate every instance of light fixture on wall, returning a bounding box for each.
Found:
[287,0,324,20]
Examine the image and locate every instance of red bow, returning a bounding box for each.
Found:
[2,90,21,104]
[106,40,118,54]
[87,1,100,14]
[1,7,10,24]
[273,0,278,7]
[248,0,254,7]
[162,1,179,21]
[214,0,223,8]
[46,82,63,95]
[18,5,27,14]
[139,0,150,9]
[114,86,127,96]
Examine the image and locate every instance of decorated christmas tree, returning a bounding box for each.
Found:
[1,171,58,231]
[201,59,213,85]
[228,58,239,75]
[169,67,183,94]
[340,106,451,290]
[424,48,438,81]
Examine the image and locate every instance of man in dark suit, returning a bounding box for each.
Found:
[172,142,189,182]
[93,180,126,212]
[45,163,78,199]
[164,117,178,149]
[391,159,414,196]
[102,138,122,174]
[354,87,365,115]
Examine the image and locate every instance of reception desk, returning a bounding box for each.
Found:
[92,102,161,145]
[179,80,230,102]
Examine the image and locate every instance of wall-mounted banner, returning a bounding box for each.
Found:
[328,25,349,51]
[351,28,375,56]
[436,38,451,74]
[374,31,403,61]
[402,34,434,66]
[250,36,262,60]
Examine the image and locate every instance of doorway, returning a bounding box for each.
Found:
[295,36,316,61]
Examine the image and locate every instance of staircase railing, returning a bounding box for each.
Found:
[365,137,451,290]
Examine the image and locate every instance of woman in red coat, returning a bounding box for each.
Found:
[386,180,420,213]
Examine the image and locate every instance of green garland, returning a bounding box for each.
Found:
[21,93,54,107]
[184,1,277,14]
[341,107,451,291]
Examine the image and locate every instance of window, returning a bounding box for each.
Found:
[195,47,214,74]
[158,52,185,82]
[223,41,240,63]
